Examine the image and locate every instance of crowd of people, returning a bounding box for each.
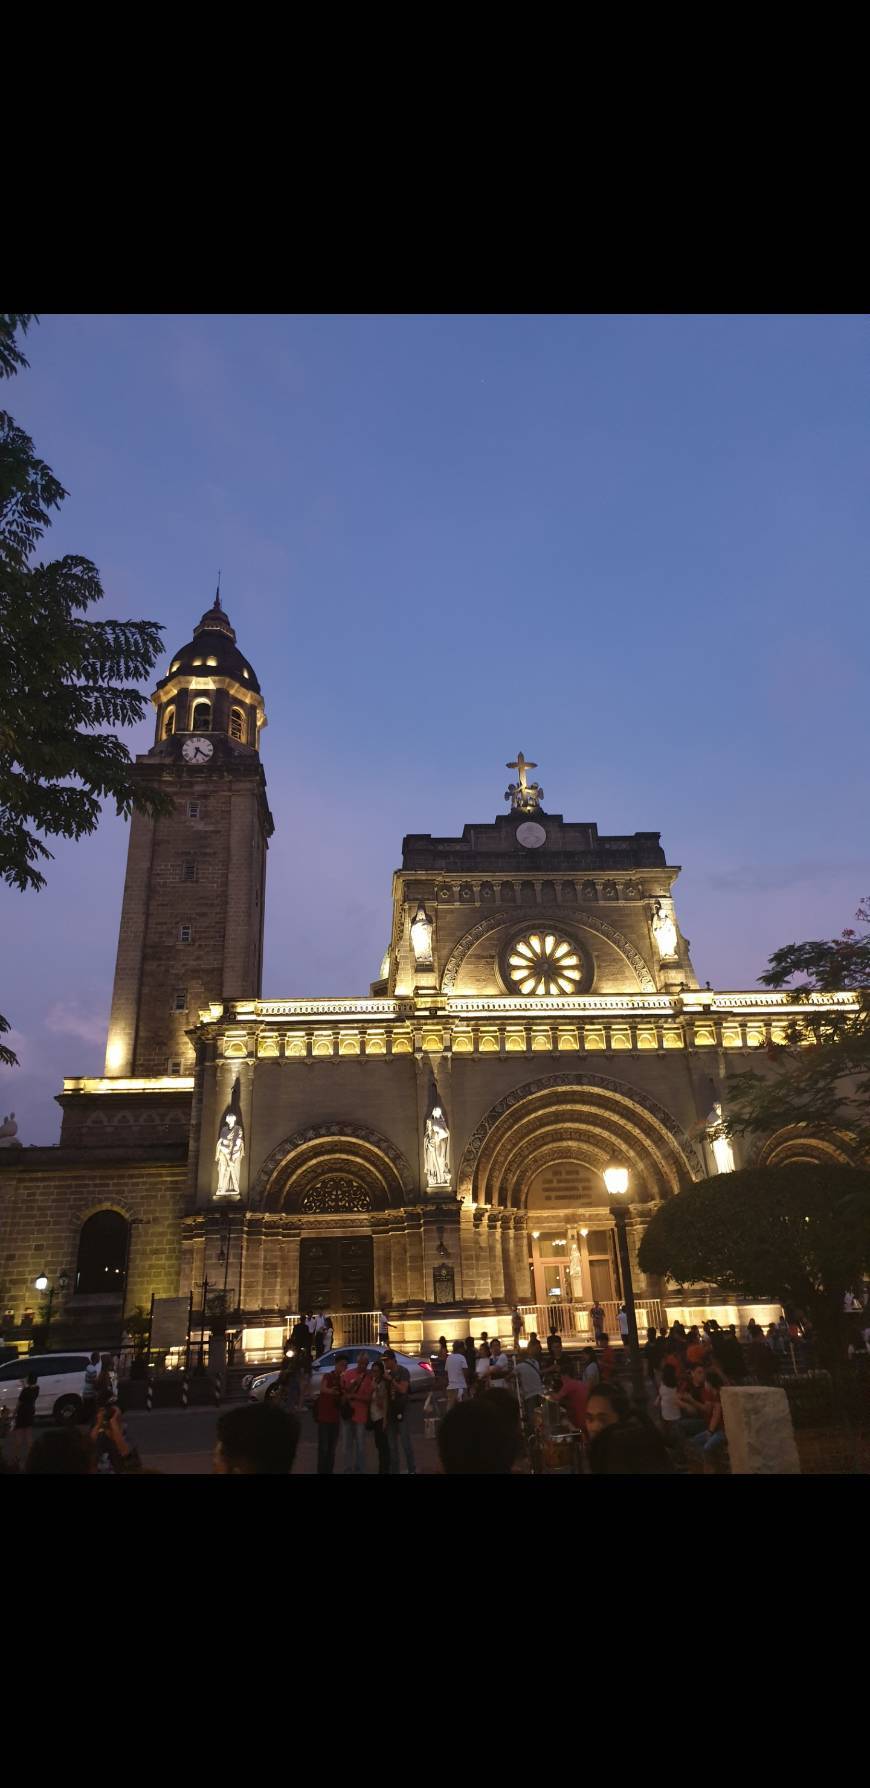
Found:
[3,1295,866,1475]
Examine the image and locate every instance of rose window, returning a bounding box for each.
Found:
[507,932,583,996]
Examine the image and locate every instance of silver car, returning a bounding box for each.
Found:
[248,1345,434,1404]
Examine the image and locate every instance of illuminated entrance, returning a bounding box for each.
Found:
[299,1234,374,1314]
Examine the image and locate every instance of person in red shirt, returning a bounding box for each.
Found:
[684,1326,711,1367]
[687,1372,728,1471]
[550,1366,590,1436]
[341,1353,373,1475]
[314,1360,343,1476]
[676,1363,716,1439]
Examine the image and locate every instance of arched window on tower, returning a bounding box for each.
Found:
[75,1210,129,1296]
[230,707,245,742]
[191,699,212,733]
[163,706,176,738]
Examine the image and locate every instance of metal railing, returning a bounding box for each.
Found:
[333,1312,380,1348]
[238,1312,382,1363]
[517,1300,666,1342]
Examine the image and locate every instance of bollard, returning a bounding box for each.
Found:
[720,1385,801,1474]
[214,1372,223,1405]
[146,1373,154,1412]
[181,1376,189,1408]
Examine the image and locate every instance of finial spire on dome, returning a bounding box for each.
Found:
[194,577,236,643]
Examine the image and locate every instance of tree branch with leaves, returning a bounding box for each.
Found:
[0,314,171,1065]
[723,901,870,1161]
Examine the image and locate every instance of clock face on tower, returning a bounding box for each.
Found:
[182,737,214,764]
[516,821,546,849]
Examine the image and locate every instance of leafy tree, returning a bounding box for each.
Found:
[0,314,170,1065]
[724,900,870,1160]
[122,1305,151,1355]
[638,1164,870,1366]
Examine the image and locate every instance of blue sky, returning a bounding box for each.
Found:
[2,313,868,1141]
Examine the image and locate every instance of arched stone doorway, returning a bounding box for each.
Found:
[250,1124,415,1322]
[753,1126,858,1169]
[75,1209,129,1296]
[456,1073,702,1328]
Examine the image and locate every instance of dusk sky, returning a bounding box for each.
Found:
[2,313,867,1144]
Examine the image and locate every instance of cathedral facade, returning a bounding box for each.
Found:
[0,596,858,1356]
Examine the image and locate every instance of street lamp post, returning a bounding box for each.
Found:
[34,1273,53,1342]
[602,1163,646,1409]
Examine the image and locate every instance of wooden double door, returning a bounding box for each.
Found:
[299,1234,374,1314]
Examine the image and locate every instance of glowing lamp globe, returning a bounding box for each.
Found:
[34,1273,49,1292]
[602,1163,629,1197]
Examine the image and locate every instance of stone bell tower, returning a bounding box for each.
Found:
[104,589,274,1078]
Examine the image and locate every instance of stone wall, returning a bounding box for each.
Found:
[0,1154,188,1326]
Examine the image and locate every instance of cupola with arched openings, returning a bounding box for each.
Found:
[151,587,266,751]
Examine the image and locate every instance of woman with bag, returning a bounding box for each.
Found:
[314,1357,343,1475]
[341,1353,374,1474]
[368,1361,391,1474]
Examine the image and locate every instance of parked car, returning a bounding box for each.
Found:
[248,1346,434,1404]
[0,1352,94,1425]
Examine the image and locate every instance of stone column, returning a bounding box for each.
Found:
[389,1223,409,1305]
[236,1057,256,1201]
[501,1213,518,1305]
[487,1211,506,1301]
[422,1201,462,1303]
[459,1204,479,1300]
[404,1209,425,1301]
[720,1386,801,1474]
[473,1206,490,1300]
[513,1214,530,1307]
[373,1223,392,1309]
[243,1212,265,1312]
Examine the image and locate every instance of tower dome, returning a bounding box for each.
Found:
[152,585,266,748]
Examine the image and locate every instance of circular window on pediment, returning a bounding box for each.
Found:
[500,928,592,997]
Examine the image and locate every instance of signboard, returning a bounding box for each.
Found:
[433,1265,456,1305]
[149,1296,190,1351]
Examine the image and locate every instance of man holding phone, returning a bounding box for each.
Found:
[383,1349,416,1475]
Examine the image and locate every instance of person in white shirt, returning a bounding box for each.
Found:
[445,1341,468,1409]
[581,1347,600,1387]
[475,1342,492,1386]
[656,1364,682,1435]
[487,1339,512,1390]
[514,1355,543,1412]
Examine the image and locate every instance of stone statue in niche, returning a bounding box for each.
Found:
[706,1102,735,1174]
[603,881,618,900]
[480,881,494,902]
[424,1103,451,1188]
[215,1109,244,1196]
[0,1113,21,1149]
[581,880,597,901]
[651,898,679,960]
[569,1238,584,1300]
[459,882,475,903]
[410,902,433,968]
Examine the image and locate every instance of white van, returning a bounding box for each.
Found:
[0,1353,94,1425]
